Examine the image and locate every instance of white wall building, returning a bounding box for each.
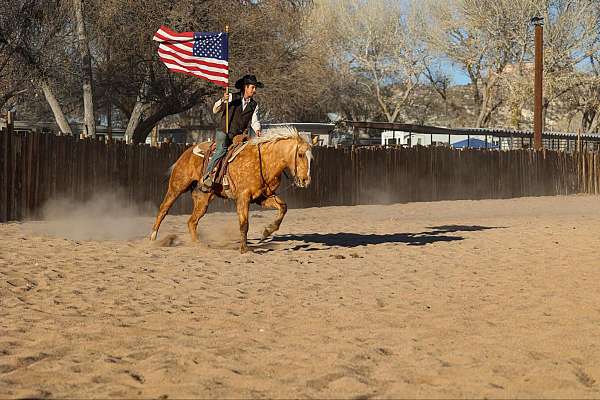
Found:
[381,130,447,147]
[381,130,498,148]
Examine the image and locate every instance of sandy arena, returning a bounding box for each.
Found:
[1,195,600,398]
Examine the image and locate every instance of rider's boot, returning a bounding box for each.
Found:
[200,175,214,193]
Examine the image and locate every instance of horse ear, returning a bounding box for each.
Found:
[311,136,319,145]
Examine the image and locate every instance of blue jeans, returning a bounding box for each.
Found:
[203,131,231,180]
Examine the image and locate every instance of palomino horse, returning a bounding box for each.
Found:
[150,126,313,253]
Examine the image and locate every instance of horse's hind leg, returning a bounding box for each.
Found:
[236,195,251,253]
[188,190,213,242]
[150,184,188,241]
[260,195,287,240]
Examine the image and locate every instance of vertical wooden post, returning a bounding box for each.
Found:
[6,111,15,221]
[150,125,158,147]
[107,98,113,142]
[7,111,14,135]
[0,112,10,221]
[532,16,544,150]
[106,44,113,142]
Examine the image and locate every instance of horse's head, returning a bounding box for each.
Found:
[251,126,313,188]
[289,135,312,188]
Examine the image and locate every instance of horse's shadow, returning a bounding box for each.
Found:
[255,225,501,251]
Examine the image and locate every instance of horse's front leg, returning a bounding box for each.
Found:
[260,195,287,240]
[236,194,251,253]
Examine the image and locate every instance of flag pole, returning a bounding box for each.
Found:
[225,25,229,136]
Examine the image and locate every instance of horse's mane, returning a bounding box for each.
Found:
[250,125,309,145]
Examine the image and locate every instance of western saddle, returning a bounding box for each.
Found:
[195,133,249,192]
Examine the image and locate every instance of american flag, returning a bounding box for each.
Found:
[153,26,228,87]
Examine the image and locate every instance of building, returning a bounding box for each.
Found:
[381,130,433,146]
[381,130,482,147]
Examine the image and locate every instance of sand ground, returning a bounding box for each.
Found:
[2,195,600,398]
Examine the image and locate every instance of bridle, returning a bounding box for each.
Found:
[286,143,300,185]
[257,140,303,199]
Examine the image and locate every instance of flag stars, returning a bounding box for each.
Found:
[192,33,226,59]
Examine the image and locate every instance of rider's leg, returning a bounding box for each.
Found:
[202,131,230,185]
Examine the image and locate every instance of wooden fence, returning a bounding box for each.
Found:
[2,128,600,223]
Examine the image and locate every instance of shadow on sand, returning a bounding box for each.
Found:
[258,225,502,251]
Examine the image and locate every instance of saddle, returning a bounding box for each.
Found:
[193,134,250,189]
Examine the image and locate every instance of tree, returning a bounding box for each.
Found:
[418,0,538,127]
[309,0,425,123]
[232,0,331,122]
[489,0,600,131]
[73,0,96,137]
[2,0,336,140]
[537,0,600,131]
[0,0,75,134]
[85,0,323,143]
[563,61,600,133]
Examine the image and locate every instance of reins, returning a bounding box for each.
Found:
[257,140,299,199]
[280,144,299,192]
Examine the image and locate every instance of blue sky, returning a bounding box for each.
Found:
[448,66,470,85]
[436,59,472,86]
[450,69,470,85]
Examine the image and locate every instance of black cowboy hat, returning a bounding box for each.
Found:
[234,74,264,90]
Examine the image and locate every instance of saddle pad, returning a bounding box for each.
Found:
[193,141,246,160]
[228,141,249,162]
[192,144,206,157]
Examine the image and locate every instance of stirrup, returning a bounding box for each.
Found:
[200,176,213,192]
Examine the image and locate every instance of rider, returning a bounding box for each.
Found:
[201,74,263,191]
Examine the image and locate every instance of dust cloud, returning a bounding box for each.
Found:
[196,221,240,249]
[28,191,155,241]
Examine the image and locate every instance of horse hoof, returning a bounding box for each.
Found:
[150,231,158,241]
[240,246,251,254]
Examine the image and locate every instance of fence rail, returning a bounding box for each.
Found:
[2,129,600,223]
